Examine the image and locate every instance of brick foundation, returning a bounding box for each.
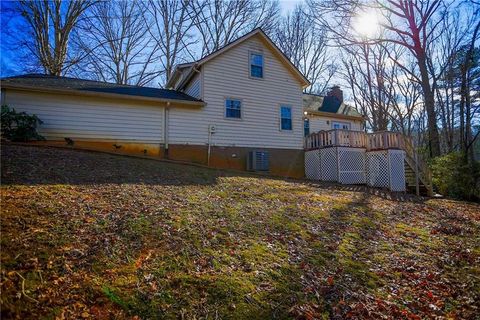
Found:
[25,140,305,178]
[168,144,304,178]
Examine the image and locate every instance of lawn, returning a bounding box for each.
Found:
[1,144,479,319]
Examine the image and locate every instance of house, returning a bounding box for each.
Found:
[303,86,364,136]
[1,28,365,178]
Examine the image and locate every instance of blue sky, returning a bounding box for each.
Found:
[0,0,305,78]
[279,0,304,13]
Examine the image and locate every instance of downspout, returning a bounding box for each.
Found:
[164,102,170,158]
[207,128,212,166]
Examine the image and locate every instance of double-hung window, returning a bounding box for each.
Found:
[280,105,292,130]
[225,99,241,119]
[250,52,263,78]
[332,121,350,130]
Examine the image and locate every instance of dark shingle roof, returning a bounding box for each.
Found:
[303,93,363,118]
[1,74,202,103]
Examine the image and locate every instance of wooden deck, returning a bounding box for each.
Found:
[304,129,407,151]
[304,130,433,196]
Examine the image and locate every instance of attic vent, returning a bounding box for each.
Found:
[247,150,269,171]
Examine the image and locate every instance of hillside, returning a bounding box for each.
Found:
[1,145,479,319]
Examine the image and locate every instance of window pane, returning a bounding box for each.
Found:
[281,106,291,118]
[281,118,292,130]
[251,65,263,78]
[280,106,292,130]
[225,99,241,118]
[250,53,263,78]
[226,108,241,118]
[251,53,263,66]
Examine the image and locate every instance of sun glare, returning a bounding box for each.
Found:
[353,11,380,39]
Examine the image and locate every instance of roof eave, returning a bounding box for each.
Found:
[304,109,365,122]
[1,83,205,108]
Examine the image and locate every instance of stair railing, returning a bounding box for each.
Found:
[402,136,433,196]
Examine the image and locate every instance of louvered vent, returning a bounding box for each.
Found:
[247,150,269,171]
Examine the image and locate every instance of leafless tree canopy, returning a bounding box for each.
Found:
[142,0,197,86]
[273,4,335,94]
[189,0,280,56]
[308,0,479,158]
[75,0,161,86]
[16,0,96,76]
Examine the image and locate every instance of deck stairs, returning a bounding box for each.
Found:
[403,140,433,196]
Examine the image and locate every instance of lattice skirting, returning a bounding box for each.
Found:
[305,147,406,192]
[305,150,320,180]
[319,147,338,181]
[337,147,366,184]
[366,150,406,192]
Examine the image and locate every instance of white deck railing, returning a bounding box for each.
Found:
[304,129,367,150]
[305,129,406,151]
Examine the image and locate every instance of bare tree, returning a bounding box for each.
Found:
[142,0,196,86]
[189,0,280,56]
[385,52,423,136]
[341,42,394,131]
[309,0,449,157]
[273,4,335,94]
[75,0,160,86]
[459,20,480,160]
[15,0,96,76]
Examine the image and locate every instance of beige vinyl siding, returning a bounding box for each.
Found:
[309,116,363,133]
[4,90,164,142]
[184,74,201,99]
[169,35,304,149]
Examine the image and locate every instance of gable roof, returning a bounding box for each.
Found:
[1,74,204,107]
[166,28,311,89]
[303,93,364,120]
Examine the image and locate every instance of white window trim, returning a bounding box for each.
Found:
[224,97,243,120]
[279,105,293,131]
[248,50,264,80]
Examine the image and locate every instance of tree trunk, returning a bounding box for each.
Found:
[417,53,441,157]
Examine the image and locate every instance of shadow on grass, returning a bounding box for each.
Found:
[307,180,426,202]
[1,144,243,186]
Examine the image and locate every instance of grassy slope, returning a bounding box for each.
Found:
[1,145,479,319]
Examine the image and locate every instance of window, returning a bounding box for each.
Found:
[225,99,241,118]
[250,53,263,78]
[304,119,310,136]
[280,106,292,130]
[332,121,350,130]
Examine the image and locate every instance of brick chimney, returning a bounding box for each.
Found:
[327,85,343,103]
